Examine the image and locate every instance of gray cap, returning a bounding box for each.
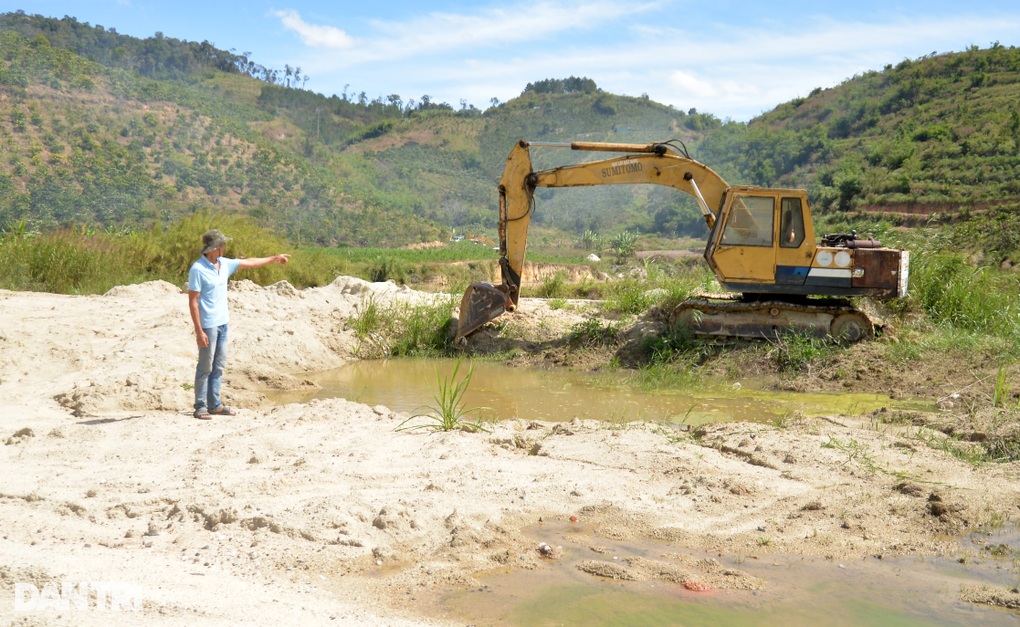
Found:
[201,229,231,254]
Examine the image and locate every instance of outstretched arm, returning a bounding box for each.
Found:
[237,253,289,270]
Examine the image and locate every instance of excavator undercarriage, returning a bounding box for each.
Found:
[670,295,873,343]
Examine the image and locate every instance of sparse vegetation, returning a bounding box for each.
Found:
[568,315,621,347]
[764,333,839,373]
[395,360,488,433]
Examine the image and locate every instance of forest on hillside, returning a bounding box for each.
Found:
[1,11,1020,251]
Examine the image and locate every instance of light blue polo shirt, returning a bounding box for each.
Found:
[188,256,241,329]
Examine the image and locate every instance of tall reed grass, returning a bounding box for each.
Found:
[909,250,1020,348]
[0,215,491,295]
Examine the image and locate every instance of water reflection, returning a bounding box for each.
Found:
[269,359,933,425]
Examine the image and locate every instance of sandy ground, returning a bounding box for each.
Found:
[3,277,1020,625]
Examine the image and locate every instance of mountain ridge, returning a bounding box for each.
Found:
[2,11,1019,249]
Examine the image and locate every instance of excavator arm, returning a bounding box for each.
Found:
[456,139,731,340]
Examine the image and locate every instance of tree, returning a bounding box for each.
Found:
[835,172,863,211]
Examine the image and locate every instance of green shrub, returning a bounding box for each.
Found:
[347,296,456,358]
[910,252,1020,340]
[569,315,620,347]
[535,272,568,298]
[642,324,699,365]
[766,332,836,372]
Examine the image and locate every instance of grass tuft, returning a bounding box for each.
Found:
[396,360,489,433]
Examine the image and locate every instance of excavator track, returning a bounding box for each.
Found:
[670,295,874,342]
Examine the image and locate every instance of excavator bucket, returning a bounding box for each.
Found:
[456,282,513,342]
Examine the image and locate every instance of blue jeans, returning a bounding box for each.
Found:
[194,324,228,412]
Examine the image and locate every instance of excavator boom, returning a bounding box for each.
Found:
[457,140,726,340]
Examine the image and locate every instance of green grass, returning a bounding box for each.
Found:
[0,213,335,294]
[910,252,1020,342]
[395,360,488,433]
[346,296,456,358]
[994,364,1011,408]
[600,260,707,316]
[0,216,496,295]
[568,315,621,347]
[764,332,840,373]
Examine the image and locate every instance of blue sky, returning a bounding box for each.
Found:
[12,1,1020,121]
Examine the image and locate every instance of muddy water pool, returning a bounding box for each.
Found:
[271,359,1013,624]
[269,358,933,425]
[439,522,1020,626]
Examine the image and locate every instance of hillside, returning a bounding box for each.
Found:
[0,12,447,246]
[3,11,1020,253]
[0,12,720,246]
[701,45,1020,216]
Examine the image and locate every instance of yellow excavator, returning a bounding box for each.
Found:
[456,140,909,343]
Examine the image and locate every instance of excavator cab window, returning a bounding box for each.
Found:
[720,195,773,247]
[779,197,805,248]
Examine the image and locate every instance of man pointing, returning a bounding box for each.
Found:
[187,229,289,420]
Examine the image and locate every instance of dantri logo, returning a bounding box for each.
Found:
[14,581,143,612]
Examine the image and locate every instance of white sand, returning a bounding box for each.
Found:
[2,277,1017,625]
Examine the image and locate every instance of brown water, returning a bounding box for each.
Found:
[439,522,1020,626]
[268,358,934,425]
[270,359,1012,624]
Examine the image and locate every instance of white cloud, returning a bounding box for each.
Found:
[282,1,662,65]
[276,4,1020,121]
[667,71,722,99]
[367,1,660,56]
[273,9,355,50]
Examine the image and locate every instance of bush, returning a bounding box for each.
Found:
[568,315,620,347]
[347,297,456,358]
[910,252,1020,339]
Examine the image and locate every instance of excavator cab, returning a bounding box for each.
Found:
[708,186,906,301]
[707,188,815,286]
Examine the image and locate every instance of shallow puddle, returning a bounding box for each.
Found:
[439,522,1019,626]
[271,359,1011,623]
[269,358,933,425]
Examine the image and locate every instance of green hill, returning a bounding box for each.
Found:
[0,11,723,247]
[0,12,447,246]
[3,10,1020,255]
[702,45,1020,214]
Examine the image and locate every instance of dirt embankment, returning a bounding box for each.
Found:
[1,277,1019,624]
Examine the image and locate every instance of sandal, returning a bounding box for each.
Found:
[193,409,212,420]
[209,405,236,416]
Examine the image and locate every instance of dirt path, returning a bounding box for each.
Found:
[2,277,1019,624]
